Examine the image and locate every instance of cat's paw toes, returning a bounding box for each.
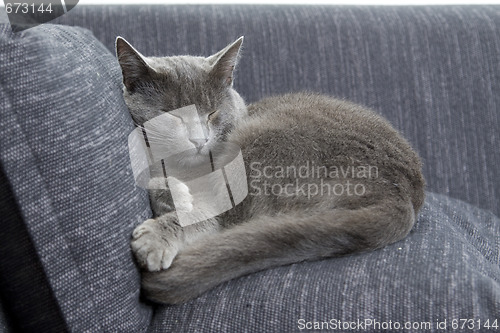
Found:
[142,265,204,304]
[132,219,155,239]
[177,201,193,213]
[142,246,177,271]
[131,220,178,271]
[141,250,223,304]
[169,177,194,212]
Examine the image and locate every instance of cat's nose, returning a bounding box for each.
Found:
[189,138,208,151]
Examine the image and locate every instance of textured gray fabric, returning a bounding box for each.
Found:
[150,192,500,333]
[0,161,68,332]
[0,6,499,332]
[0,302,10,333]
[0,24,152,331]
[50,5,500,216]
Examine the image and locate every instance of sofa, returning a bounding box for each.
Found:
[0,5,499,332]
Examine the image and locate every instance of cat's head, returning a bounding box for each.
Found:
[116,37,246,155]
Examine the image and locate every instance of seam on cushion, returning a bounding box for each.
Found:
[0,160,69,333]
[0,32,104,332]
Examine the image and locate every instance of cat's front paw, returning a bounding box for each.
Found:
[131,219,178,271]
[169,177,193,212]
[141,257,207,304]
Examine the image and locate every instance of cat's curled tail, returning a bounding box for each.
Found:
[141,196,416,304]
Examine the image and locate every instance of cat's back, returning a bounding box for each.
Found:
[232,92,408,154]
[229,92,425,211]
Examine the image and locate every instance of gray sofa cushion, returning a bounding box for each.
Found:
[0,7,499,333]
[0,23,152,331]
[0,303,9,333]
[0,163,66,332]
[50,5,500,217]
[151,192,500,332]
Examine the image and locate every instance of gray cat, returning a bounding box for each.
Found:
[116,36,425,304]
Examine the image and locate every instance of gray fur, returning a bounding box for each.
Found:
[116,37,425,304]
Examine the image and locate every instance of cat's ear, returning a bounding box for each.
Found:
[116,37,152,92]
[209,36,244,86]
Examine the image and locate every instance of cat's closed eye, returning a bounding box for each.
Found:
[207,110,219,121]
